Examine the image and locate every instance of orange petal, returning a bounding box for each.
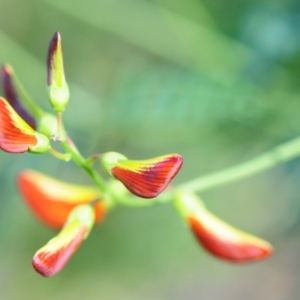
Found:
[175,192,273,263]
[111,154,183,198]
[33,205,94,277]
[0,97,37,153]
[17,170,105,229]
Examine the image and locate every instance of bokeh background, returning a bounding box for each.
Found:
[1,0,300,299]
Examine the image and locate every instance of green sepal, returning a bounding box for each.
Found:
[29,132,50,154]
[173,190,206,218]
[48,83,69,113]
[37,113,66,139]
[100,152,128,176]
[65,204,95,239]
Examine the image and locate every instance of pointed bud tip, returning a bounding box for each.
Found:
[50,31,61,46]
[2,64,12,76]
[54,31,61,39]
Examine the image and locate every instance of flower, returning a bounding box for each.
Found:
[1,64,36,129]
[17,169,106,229]
[0,97,49,153]
[47,31,69,113]
[174,191,273,263]
[32,205,95,277]
[1,63,62,139]
[101,152,183,198]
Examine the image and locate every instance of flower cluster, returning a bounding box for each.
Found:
[0,32,273,277]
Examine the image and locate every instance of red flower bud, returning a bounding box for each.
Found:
[174,192,273,263]
[101,152,183,198]
[33,205,95,277]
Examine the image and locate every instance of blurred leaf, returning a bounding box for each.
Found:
[43,0,261,84]
[104,61,300,147]
[152,0,219,28]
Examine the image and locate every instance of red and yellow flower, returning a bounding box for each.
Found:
[0,97,49,153]
[174,191,273,263]
[101,152,183,198]
[32,205,95,277]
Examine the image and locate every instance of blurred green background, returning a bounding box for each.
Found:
[1,0,300,299]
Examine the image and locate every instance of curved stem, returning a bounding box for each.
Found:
[50,147,72,161]
[61,135,300,208]
[120,191,172,207]
[110,182,173,207]
[178,136,300,192]
[60,138,107,192]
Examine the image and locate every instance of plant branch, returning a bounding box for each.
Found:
[49,147,72,161]
[60,138,107,192]
[178,136,300,192]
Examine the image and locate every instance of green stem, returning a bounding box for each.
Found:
[92,136,300,207]
[56,113,63,141]
[120,191,172,207]
[120,137,300,207]
[49,147,72,161]
[11,70,45,118]
[60,138,107,192]
[60,135,300,208]
[85,153,100,166]
[178,136,300,192]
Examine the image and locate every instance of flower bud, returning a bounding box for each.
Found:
[174,191,273,263]
[0,97,49,153]
[101,152,183,198]
[32,205,95,277]
[37,112,65,139]
[47,32,69,113]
